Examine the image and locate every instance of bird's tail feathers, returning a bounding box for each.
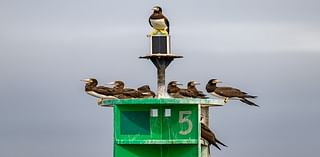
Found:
[240,98,259,107]
[245,95,257,99]
[216,139,228,147]
[212,143,221,150]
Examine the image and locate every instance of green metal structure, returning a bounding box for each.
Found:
[101,98,224,157]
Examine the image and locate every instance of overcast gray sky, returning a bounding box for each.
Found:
[1,0,320,157]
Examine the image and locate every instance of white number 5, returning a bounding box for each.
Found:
[178,111,193,135]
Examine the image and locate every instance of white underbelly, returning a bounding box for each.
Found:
[150,19,167,30]
[87,91,117,99]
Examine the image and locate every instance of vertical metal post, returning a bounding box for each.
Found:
[157,64,166,97]
[201,106,209,125]
[150,57,174,98]
[201,105,210,157]
[140,35,182,97]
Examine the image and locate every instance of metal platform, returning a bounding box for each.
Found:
[100,98,225,107]
[139,54,183,59]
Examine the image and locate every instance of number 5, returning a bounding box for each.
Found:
[179,111,193,135]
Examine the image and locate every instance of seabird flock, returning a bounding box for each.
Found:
[81,78,258,107]
[81,78,155,103]
[81,6,259,153]
[81,78,258,151]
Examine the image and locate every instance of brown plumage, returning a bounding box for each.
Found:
[81,78,117,97]
[109,80,144,99]
[206,79,258,107]
[167,81,193,98]
[187,81,208,99]
[149,6,170,34]
[81,78,118,104]
[201,123,227,151]
[137,85,155,98]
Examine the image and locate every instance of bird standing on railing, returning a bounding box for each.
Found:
[167,81,193,98]
[108,80,144,99]
[81,78,118,104]
[137,85,156,98]
[187,81,208,99]
[206,79,258,107]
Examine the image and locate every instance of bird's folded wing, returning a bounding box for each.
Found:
[92,87,114,95]
[201,124,215,143]
[179,89,193,97]
[215,87,246,97]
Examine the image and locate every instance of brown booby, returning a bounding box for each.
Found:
[149,6,170,34]
[137,85,155,98]
[108,80,143,99]
[187,81,208,99]
[206,79,259,107]
[201,118,227,151]
[167,81,193,98]
[81,78,118,103]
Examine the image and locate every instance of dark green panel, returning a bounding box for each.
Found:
[120,111,150,135]
[115,105,162,142]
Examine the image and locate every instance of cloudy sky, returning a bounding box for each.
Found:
[1,0,320,157]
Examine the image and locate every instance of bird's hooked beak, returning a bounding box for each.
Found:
[175,81,183,86]
[106,81,115,85]
[81,79,91,83]
[152,7,159,12]
[213,80,222,83]
[194,82,200,85]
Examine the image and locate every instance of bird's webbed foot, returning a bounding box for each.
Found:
[159,29,169,35]
[97,98,103,105]
[150,29,160,35]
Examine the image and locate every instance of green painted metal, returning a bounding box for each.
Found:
[114,103,199,145]
[115,144,198,157]
[108,98,223,157]
[116,139,198,144]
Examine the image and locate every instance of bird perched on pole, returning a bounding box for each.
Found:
[81,78,118,104]
[205,79,259,107]
[149,6,170,35]
[201,117,227,151]
[187,81,208,99]
[167,81,193,98]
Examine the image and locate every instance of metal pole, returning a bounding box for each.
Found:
[157,65,166,98]
[149,57,175,98]
[201,105,210,157]
[139,35,183,98]
[201,106,209,125]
